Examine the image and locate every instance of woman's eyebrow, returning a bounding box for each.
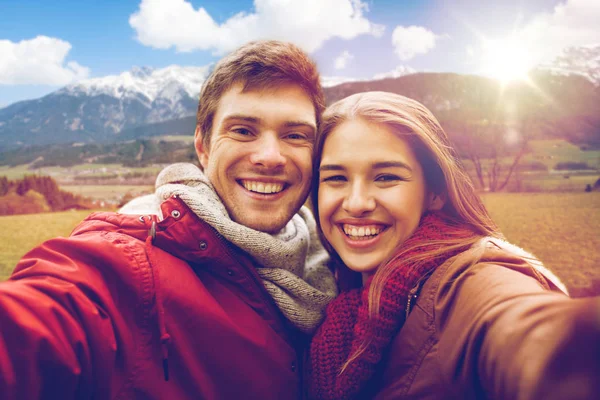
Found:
[320,161,412,172]
[373,161,413,171]
[319,164,345,172]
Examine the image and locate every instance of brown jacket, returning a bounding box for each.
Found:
[371,238,600,400]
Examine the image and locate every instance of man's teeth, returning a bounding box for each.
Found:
[342,224,383,238]
[242,180,284,194]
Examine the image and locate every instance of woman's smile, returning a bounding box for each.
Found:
[336,220,389,248]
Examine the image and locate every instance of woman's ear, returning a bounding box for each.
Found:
[427,192,446,211]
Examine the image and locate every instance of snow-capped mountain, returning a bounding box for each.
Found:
[1,43,598,151]
[320,66,416,88]
[372,65,417,81]
[321,76,360,88]
[0,64,418,149]
[0,65,210,148]
[62,65,205,101]
[538,44,600,86]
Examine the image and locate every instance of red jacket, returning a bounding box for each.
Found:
[0,197,304,399]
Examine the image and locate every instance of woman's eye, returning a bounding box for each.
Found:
[321,175,346,183]
[375,174,402,182]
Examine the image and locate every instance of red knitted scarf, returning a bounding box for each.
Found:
[308,212,476,400]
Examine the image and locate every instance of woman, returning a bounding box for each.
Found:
[307,92,599,399]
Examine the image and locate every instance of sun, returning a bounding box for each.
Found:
[479,37,533,84]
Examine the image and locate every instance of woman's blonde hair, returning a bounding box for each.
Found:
[311,91,504,370]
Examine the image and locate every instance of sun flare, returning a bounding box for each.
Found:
[480,37,533,84]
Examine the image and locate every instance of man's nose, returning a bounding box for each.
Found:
[342,182,376,216]
[249,133,287,169]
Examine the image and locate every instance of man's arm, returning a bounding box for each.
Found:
[0,234,133,399]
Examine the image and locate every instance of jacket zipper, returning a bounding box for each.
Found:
[405,283,420,320]
[404,271,433,320]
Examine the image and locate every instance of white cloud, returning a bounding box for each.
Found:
[334,50,354,70]
[129,0,385,54]
[519,0,600,63]
[468,0,600,69]
[0,36,90,85]
[372,65,417,80]
[391,25,440,61]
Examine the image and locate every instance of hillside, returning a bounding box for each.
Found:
[324,71,600,146]
[1,44,599,151]
[0,65,207,148]
[0,138,196,168]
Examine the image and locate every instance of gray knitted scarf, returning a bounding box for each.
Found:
[120,163,338,333]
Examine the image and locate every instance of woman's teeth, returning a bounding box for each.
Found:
[342,224,384,239]
[241,181,284,194]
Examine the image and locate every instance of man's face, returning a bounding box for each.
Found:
[195,82,316,233]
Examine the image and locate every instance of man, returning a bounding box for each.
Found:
[0,40,337,399]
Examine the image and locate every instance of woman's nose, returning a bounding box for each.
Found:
[342,183,376,215]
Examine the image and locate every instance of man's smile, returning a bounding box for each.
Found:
[238,179,286,194]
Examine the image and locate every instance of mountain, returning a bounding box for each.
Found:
[323,71,600,146]
[0,65,209,149]
[539,44,600,86]
[1,46,599,151]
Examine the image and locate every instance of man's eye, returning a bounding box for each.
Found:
[231,127,252,136]
[286,132,308,140]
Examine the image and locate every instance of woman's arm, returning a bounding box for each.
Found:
[435,262,600,400]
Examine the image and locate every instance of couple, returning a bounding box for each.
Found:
[0,40,598,399]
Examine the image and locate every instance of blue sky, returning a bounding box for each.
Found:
[1,0,598,107]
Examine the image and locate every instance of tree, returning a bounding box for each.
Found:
[8,174,85,213]
[445,79,549,192]
[0,176,9,196]
[0,190,50,215]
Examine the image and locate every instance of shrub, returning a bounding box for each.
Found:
[554,161,594,170]
[0,190,51,215]
[0,175,87,215]
[516,161,548,172]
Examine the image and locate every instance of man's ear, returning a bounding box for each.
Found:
[427,192,446,211]
[194,125,209,169]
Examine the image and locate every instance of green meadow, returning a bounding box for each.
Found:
[1,192,599,297]
[0,210,96,280]
[61,184,154,205]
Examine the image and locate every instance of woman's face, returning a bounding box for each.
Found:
[318,118,434,279]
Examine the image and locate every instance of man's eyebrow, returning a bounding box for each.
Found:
[222,114,260,124]
[283,120,317,132]
[222,115,316,131]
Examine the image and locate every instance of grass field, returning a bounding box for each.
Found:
[481,192,600,296]
[526,139,600,169]
[61,184,154,204]
[1,193,599,296]
[0,163,166,181]
[507,172,600,192]
[0,210,99,280]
